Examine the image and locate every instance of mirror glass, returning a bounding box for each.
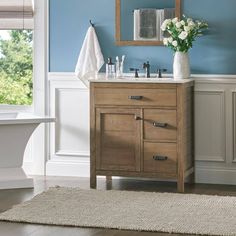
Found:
[117,0,179,46]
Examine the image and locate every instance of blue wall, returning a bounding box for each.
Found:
[49,0,236,74]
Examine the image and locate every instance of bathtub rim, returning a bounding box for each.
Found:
[0,112,55,125]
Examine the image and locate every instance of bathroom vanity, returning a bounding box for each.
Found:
[90,77,194,192]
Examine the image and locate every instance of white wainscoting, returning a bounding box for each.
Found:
[48,73,236,185]
[47,73,90,177]
[194,76,236,184]
[194,90,226,163]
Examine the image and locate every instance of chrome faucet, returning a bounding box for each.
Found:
[143,61,150,78]
[130,68,139,78]
[157,68,167,78]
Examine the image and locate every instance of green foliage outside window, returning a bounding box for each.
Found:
[0,30,33,105]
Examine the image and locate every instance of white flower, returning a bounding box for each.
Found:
[161,25,166,31]
[178,31,188,40]
[175,22,182,28]
[161,21,168,31]
[172,40,178,47]
[161,19,172,31]
[184,26,191,32]
[188,21,195,27]
[163,38,169,45]
[168,37,173,43]
[187,18,193,23]
[172,17,178,24]
[165,19,172,24]
[162,16,208,52]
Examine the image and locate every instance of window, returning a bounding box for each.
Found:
[0,0,34,105]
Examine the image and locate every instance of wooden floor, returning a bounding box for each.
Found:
[1,177,236,236]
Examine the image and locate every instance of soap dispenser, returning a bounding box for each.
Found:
[106,57,115,78]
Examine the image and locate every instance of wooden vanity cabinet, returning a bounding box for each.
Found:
[90,81,194,193]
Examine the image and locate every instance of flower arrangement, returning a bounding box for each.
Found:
[161,16,208,52]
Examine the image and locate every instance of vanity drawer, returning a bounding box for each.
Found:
[94,88,177,107]
[143,142,177,175]
[144,109,177,141]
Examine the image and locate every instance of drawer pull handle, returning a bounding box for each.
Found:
[153,155,168,161]
[153,122,168,128]
[128,96,143,100]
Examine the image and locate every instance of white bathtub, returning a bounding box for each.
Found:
[0,112,55,189]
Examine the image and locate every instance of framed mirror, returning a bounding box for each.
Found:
[116,0,181,46]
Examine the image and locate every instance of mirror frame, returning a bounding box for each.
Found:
[116,0,181,46]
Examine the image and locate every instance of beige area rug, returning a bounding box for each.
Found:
[0,187,236,236]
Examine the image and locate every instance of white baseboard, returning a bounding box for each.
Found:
[46,161,236,186]
[195,168,236,185]
[46,159,90,177]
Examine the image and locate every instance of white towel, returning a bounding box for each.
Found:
[75,26,104,87]
[133,10,140,41]
[158,9,165,41]
[134,9,157,41]
[133,9,164,41]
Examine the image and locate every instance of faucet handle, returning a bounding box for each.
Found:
[157,68,167,78]
[130,68,139,78]
[143,61,150,68]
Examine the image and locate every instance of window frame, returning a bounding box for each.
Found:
[0,0,49,175]
[0,0,48,112]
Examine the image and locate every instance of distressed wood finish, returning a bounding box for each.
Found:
[115,0,182,46]
[90,82,194,192]
[96,108,141,172]
[143,142,177,174]
[94,87,177,107]
[175,0,181,18]
[116,40,164,46]
[176,83,194,192]
[144,109,177,141]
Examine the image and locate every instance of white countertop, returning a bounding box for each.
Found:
[89,73,193,84]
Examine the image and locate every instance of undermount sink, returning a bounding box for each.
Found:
[134,77,173,80]
[119,75,174,81]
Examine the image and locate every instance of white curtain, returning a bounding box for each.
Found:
[0,0,34,29]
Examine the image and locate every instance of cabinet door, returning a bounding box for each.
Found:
[96,108,141,171]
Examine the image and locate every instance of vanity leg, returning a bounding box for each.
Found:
[90,173,97,189]
[177,178,185,193]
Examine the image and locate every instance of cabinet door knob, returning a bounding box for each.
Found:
[128,96,143,100]
[153,155,168,161]
[153,122,168,128]
[134,115,142,120]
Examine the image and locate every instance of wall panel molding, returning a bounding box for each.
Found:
[232,91,236,162]
[47,73,89,177]
[194,90,226,162]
